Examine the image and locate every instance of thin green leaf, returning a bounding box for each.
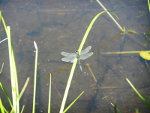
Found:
[20,105,25,113]
[0,98,5,113]
[32,41,38,113]
[111,103,122,113]
[59,11,106,113]
[7,26,20,113]
[0,11,20,113]
[96,0,123,31]
[0,38,7,44]
[126,78,150,109]
[19,77,30,100]
[0,62,4,75]
[0,11,8,35]
[0,98,9,113]
[0,82,13,108]
[48,73,52,113]
[63,91,84,113]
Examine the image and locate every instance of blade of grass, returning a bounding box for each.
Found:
[85,63,97,82]
[102,51,143,55]
[0,82,13,108]
[0,11,8,35]
[0,38,7,44]
[32,41,38,113]
[126,78,150,109]
[63,91,84,113]
[20,105,25,113]
[59,11,106,113]
[111,103,122,113]
[0,98,8,113]
[0,62,4,75]
[19,77,30,100]
[0,11,20,113]
[96,0,123,31]
[48,73,52,113]
[7,26,20,113]
[0,98,5,113]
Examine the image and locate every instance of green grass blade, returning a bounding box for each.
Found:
[96,0,123,31]
[32,41,38,113]
[111,103,122,113]
[78,11,106,53]
[7,26,20,113]
[59,11,106,113]
[20,105,25,113]
[0,38,7,44]
[0,11,8,35]
[126,78,150,109]
[19,77,30,100]
[0,11,20,113]
[0,62,4,75]
[0,98,5,113]
[0,82,13,108]
[63,91,84,113]
[48,73,52,113]
[86,64,97,82]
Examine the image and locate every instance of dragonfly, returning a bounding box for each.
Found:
[61,46,93,71]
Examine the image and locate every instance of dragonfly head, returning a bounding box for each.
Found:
[75,51,80,59]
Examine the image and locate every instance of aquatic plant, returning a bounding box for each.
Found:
[32,41,38,113]
[48,74,51,113]
[102,50,150,60]
[0,11,84,113]
[126,78,150,109]
[1,11,19,113]
[63,91,84,113]
[111,103,122,113]
[59,11,107,113]
[96,0,123,31]
[0,11,30,113]
[86,63,97,82]
[96,0,137,35]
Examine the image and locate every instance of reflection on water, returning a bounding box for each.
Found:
[0,0,150,113]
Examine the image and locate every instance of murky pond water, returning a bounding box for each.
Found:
[0,0,150,113]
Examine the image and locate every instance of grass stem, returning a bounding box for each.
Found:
[96,0,123,31]
[0,62,4,74]
[48,73,52,113]
[126,78,150,109]
[59,11,106,113]
[19,77,30,100]
[86,64,97,82]
[32,41,38,113]
[63,91,84,113]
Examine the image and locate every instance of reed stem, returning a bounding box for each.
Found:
[96,0,123,31]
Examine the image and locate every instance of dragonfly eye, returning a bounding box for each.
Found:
[75,51,80,59]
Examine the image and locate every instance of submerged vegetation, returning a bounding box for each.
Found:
[102,50,150,60]
[0,0,150,113]
[0,11,84,113]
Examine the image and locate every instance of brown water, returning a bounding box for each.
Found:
[0,0,150,113]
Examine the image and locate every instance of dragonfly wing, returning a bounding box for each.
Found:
[80,46,92,55]
[79,52,93,60]
[61,56,76,63]
[61,51,76,57]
